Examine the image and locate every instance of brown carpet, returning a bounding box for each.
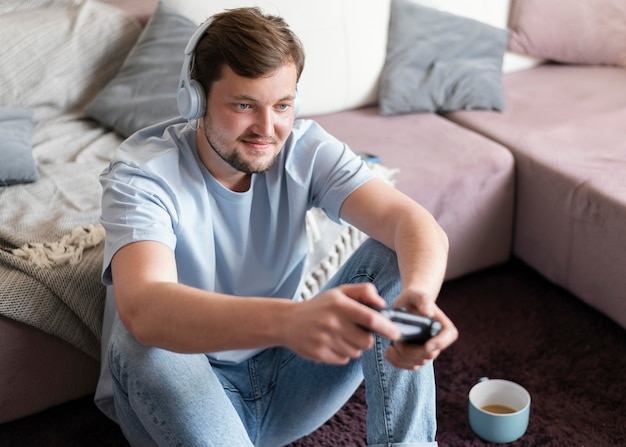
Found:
[1,258,624,446]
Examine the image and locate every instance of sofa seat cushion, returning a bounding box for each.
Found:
[446,65,626,328]
[311,107,515,280]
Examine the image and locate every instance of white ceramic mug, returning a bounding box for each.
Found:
[468,377,531,443]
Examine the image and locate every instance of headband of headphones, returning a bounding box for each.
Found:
[177,19,213,120]
[176,17,301,121]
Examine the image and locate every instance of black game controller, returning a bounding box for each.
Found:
[369,305,442,344]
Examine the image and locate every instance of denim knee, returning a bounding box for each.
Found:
[338,238,402,306]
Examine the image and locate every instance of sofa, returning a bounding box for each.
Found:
[1,0,624,427]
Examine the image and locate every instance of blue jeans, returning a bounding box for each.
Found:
[108,239,438,446]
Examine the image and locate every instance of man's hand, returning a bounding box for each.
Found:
[283,283,401,364]
[385,288,458,370]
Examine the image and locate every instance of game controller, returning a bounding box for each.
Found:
[369,305,442,344]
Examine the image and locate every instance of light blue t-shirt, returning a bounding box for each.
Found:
[95,117,373,420]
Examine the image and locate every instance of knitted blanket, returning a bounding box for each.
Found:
[0,103,127,360]
[0,141,111,360]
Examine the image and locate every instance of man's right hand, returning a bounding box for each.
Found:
[282,283,401,364]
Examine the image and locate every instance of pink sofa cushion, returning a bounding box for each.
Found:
[508,0,626,66]
[311,108,515,280]
[446,65,626,329]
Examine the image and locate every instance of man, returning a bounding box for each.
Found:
[95,6,457,447]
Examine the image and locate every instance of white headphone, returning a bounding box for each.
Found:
[177,19,212,120]
[177,19,301,120]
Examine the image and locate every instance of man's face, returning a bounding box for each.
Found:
[198,63,298,185]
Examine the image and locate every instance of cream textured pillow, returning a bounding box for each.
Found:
[0,0,141,114]
[97,0,159,25]
[508,0,626,66]
[165,0,391,116]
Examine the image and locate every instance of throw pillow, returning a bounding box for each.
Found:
[508,0,626,66]
[0,107,39,185]
[97,0,159,25]
[0,1,140,114]
[378,0,508,116]
[84,1,195,137]
[404,0,544,73]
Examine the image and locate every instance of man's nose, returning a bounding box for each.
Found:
[252,108,274,136]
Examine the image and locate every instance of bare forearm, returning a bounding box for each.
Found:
[116,281,295,354]
[340,179,449,303]
[394,206,449,301]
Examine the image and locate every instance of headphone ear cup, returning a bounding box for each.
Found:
[177,79,206,120]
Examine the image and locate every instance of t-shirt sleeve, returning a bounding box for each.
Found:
[99,160,178,285]
[290,120,374,223]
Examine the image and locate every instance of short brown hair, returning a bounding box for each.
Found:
[191,7,305,96]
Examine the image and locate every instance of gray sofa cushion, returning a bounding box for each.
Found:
[379,0,508,116]
[85,1,193,137]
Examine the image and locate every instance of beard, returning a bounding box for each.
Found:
[203,123,280,175]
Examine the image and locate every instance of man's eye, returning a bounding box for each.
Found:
[237,104,250,110]
[277,104,289,111]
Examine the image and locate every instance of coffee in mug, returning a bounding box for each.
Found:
[481,404,516,414]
